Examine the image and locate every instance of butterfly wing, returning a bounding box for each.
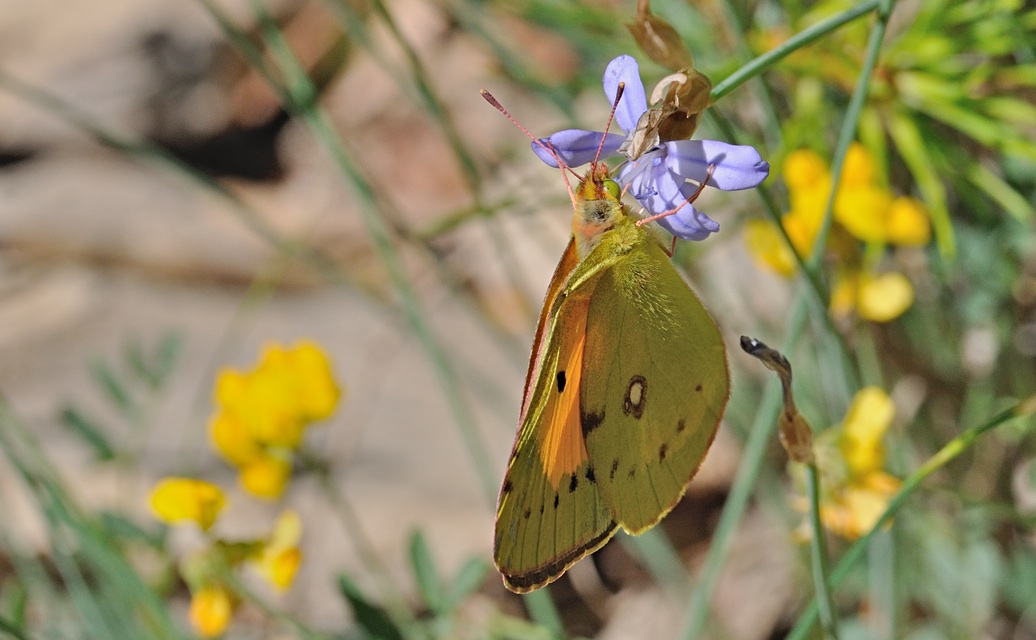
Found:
[581,235,729,534]
[494,240,617,593]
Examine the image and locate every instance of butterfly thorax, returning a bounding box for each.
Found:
[572,165,628,258]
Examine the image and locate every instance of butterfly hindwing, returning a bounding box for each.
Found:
[581,230,729,534]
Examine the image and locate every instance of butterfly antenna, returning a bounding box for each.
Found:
[635,163,716,227]
[481,89,581,203]
[592,81,625,169]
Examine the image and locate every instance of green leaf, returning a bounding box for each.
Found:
[337,575,404,640]
[408,530,444,614]
[152,332,183,386]
[126,333,183,388]
[97,512,166,549]
[89,359,133,413]
[58,406,116,461]
[447,557,490,609]
[964,163,1035,223]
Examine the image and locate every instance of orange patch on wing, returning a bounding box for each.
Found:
[539,304,589,488]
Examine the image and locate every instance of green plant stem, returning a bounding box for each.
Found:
[246,0,499,502]
[244,5,564,633]
[807,0,895,272]
[310,462,420,636]
[677,299,809,639]
[711,0,881,101]
[786,394,1036,639]
[805,463,839,639]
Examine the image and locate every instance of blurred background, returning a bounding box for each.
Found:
[0,0,1034,638]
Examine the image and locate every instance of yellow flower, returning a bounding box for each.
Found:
[886,196,931,245]
[834,184,893,243]
[820,472,902,540]
[832,272,915,323]
[253,510,303,590]
[746,143,932,285]
[189,584,233,638]
[840,142,878,188]
[839,386,895,476]
[784,148,829,190]
[239,453,292,499]
[745,219,798,277]
[150,478,226,531]
[257,341,341,422]
[857,273,914,322]
[209,412,263,467]
[808,387,902,541]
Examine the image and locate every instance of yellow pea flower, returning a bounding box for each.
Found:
[840,142,878,188]
[834,184,894,243]
[820,471,901,540]
[150,478,226,531]
[745,219,798,276]
[839,386,895,476]
[784,148,830,190]
[886,196,931,245]
[189,584,233,638]
[810,387,902,541]
[209,413,263,467]
[239,453,292,499]
[253,510,303,590]
[857,273,915,322]
[831,272,915,323]
[286,341,342,422]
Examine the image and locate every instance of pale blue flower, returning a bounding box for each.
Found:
[533,55,769,241]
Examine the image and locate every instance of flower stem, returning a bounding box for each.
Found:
[710,0,880,101]
[806,463,840,639]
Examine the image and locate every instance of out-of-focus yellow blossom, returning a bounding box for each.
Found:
[818,471,902,540]
[209,340,342,499]
[810,386,902,540]
[150,478,226,531]
[189,584,233,638]
[253,510,303,590]
[831,272,915,323]
[746,143,930,322]
[239,453,292,499]
[886,196,932,245]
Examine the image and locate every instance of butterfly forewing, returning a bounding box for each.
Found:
[494,248,617,593]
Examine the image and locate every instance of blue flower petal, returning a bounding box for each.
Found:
[603,55,648,135]
[641,169,720,240]
[663,140,770,190]
[531,129,626,168]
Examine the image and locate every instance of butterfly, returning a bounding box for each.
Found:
[492,106,730,593]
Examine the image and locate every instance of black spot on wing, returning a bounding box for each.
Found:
[658,443,668,462]
[568,474,579,493]
[556,371,567,393]
[553,493,560,509]
[581,409,605,437]
[502,480,513,493]
[610,458,619,480]
[585,465,596,484]
[523,508,531,519]
[695,383,703,392]
[676,419,686,433]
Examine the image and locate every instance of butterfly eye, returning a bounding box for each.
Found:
[603,179,621,200]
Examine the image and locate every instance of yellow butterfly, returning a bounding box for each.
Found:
[493,142,730,593]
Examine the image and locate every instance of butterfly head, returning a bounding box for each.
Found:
[572,163,627,256]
